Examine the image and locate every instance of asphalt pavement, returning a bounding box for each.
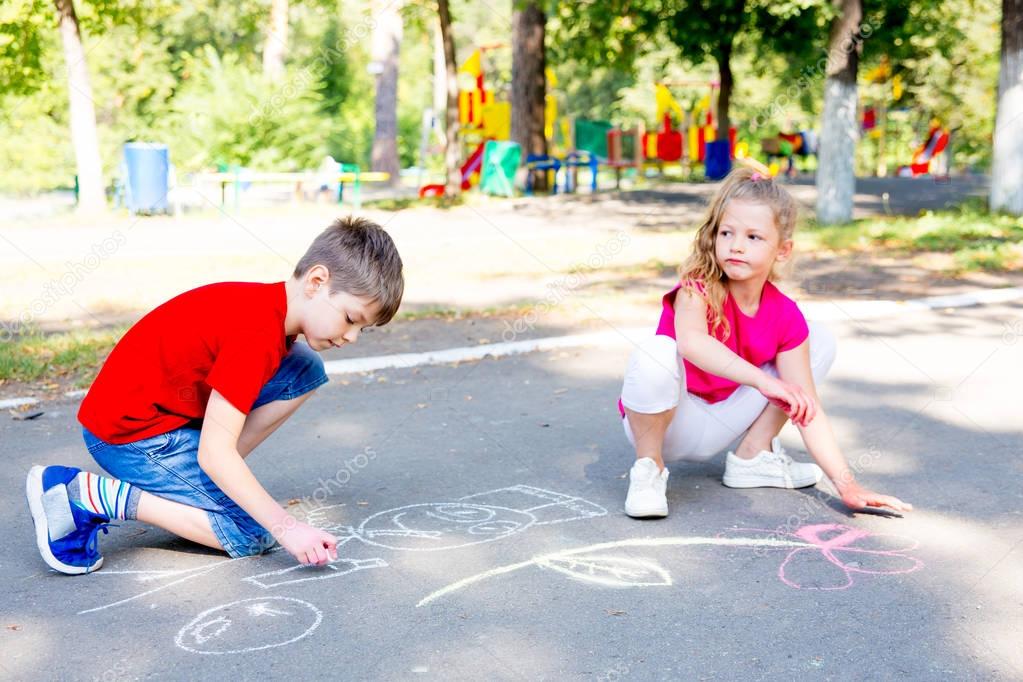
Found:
[1,299,1021,680]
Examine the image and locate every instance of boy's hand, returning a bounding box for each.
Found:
[276,519,338,566]
[840,483,913,513]
[757,374,817,427]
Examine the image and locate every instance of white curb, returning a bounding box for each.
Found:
[322,286,1023,376]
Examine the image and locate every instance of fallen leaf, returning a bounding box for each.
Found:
[6,625,21,631]
[287,499,301,506]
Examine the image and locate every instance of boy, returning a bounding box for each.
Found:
[25,216,404,574]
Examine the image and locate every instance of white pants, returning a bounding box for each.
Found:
[621,323,837,462]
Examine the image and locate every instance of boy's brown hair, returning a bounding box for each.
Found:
[294,216,404,325]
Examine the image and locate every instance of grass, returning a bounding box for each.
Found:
[798,199,1023,273]
[0,327,126,387]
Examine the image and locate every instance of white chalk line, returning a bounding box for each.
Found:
[79,556,248,615]
[416,536,810,607]
[175,597,322,655]
[325,286,1023,376]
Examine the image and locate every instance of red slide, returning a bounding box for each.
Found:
[460,143,487,190]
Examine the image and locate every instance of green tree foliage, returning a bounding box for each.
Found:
[0,0,52,97]
[168,47,331,170]
[0,0,408,192]
[0,0,1005,193]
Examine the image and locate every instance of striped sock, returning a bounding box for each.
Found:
[68,471,141,521]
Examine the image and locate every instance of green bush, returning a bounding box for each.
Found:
[167,47,330,171]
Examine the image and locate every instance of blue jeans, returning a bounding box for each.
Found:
[83,342,328,558]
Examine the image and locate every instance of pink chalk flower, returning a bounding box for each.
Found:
[727,523,923,591]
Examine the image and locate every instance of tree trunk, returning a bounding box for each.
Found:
[437,0,461,195]
[511,1,547,190]
[371,0,402,185]
[433,23,447,146]
[991,0,1023,214]
[262,0,289,81]
[715,40,733,139]
[54,0,105,213]
[816,0,863,225]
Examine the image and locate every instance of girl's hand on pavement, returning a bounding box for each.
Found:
[840,483,913,513]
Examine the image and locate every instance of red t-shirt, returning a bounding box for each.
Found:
[79,282,293,444]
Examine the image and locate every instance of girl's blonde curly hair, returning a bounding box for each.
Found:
[678,162,798,340]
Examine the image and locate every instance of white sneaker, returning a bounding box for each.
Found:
[723,437,823,489]
[625,458,669,518]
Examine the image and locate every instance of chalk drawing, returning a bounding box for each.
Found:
[244,485,607,589]
[79,556,249,615]
[417,523,923,607]
[243,557,388,589]
[726,524,924,590]
[537,554,672,588]
[175,597,322,655]
[79,485,605,611]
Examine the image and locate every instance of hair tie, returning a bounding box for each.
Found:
[750,172,763,182]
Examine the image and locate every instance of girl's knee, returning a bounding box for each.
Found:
[621,335,683,413]
[807,322,837,381]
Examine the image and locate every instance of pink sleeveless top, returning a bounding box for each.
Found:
[620,279,809,413]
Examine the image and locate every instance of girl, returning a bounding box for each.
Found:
[619,164,911,518]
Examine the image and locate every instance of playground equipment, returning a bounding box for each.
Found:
[606,125,645,187]
[418,44,521,197]
[898,121,950,177]
[524,154,561,195]
[662,82,738,179]
[480,141,522,197]
[196,164,389,211]
[760,130,817,177]
[861,56,950,178]
[454,45,515,194]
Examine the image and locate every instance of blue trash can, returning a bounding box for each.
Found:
[123,142,170,213]
[704,140,732,181]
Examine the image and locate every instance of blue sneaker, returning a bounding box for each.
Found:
[26,465,113,574]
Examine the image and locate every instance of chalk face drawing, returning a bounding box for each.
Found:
[345,503,537,551]
[243,485,608,589]
[417,523,924,607]
[308,484,608,550]
[175,597,322,655]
